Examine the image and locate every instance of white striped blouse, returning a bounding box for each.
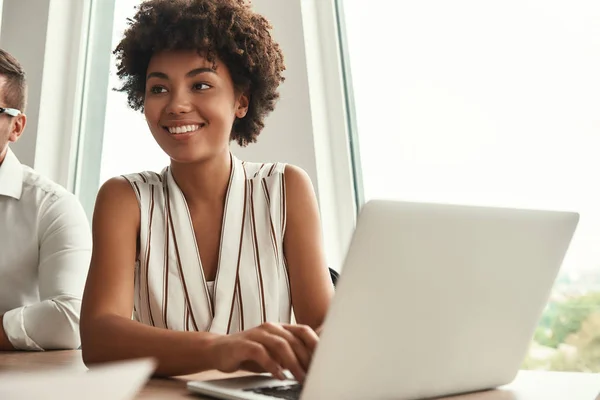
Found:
[122,154,292,334]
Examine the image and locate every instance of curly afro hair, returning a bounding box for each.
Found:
[114,0,286,146]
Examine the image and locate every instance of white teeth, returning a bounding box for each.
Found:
[167,124,201,134]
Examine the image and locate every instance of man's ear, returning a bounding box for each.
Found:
[8,113,26,143]
[236,93,249,118]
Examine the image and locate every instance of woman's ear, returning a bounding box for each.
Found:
[236,93,249,118]
[8,113,26,143]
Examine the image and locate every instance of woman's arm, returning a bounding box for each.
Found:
[80,177,218,376]
[80,177,317,379]
[283,166,335,330]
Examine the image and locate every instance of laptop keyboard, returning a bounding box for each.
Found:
[244,383,303,399]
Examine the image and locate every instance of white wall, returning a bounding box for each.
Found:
[0,0,4,34]
[232,0,319,194]
[0,0,51,168]
[0,0,89,188]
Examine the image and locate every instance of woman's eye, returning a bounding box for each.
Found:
[149,86,166,94]
[193,83,211,91]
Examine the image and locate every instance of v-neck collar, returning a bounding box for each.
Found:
[164,153,247,332]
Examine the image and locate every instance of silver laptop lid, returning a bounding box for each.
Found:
[302,200,578,400]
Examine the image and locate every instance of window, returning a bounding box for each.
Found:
[338,0,600,372]
[98,0,168,184]
[74,0,167,218]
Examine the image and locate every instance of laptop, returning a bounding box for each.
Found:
[187,199,579,400]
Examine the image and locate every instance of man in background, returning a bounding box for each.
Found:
[0,48,91,350]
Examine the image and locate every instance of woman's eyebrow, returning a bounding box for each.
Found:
[146,67,216,81]
[186,67,217,78]
[146,71,168,80]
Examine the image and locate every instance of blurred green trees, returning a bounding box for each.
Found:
[523,292,600,372]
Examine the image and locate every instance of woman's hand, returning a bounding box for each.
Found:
[209,323,319,382]
[315,324,325,337]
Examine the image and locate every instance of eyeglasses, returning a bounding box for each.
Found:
[0,107,21,117]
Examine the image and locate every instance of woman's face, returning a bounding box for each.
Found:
[143,50,248,164]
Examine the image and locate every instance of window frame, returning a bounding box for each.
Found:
[72,0,117,219]
[333,0,364,210]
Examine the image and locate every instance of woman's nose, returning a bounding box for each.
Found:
[165,90,193,114]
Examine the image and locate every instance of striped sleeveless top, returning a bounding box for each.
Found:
[122,154,292,334]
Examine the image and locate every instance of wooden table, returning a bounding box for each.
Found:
[0,350,598,399]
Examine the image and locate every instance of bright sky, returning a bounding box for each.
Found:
[101,0,600,274]
[343,0,600,274]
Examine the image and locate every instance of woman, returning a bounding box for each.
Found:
[80,0,334,380]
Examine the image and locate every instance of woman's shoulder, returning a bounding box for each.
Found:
[241,161,314,190]
[241,160,311,181]
[241,161,315,203]
[280,164,315,199]
[121,170,166,186]
[94,176,141,220]
[98,170,165,208]
[242,160,285,181]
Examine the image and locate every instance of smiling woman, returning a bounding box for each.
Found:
[112,0,285,147]
[79,0,334,380]
[142,52,248,164]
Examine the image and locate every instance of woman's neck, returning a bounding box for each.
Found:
[169,149,232,207]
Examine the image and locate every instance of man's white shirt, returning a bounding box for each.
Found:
[0,148,91,350]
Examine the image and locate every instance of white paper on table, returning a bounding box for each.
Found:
[0,358,156,400]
